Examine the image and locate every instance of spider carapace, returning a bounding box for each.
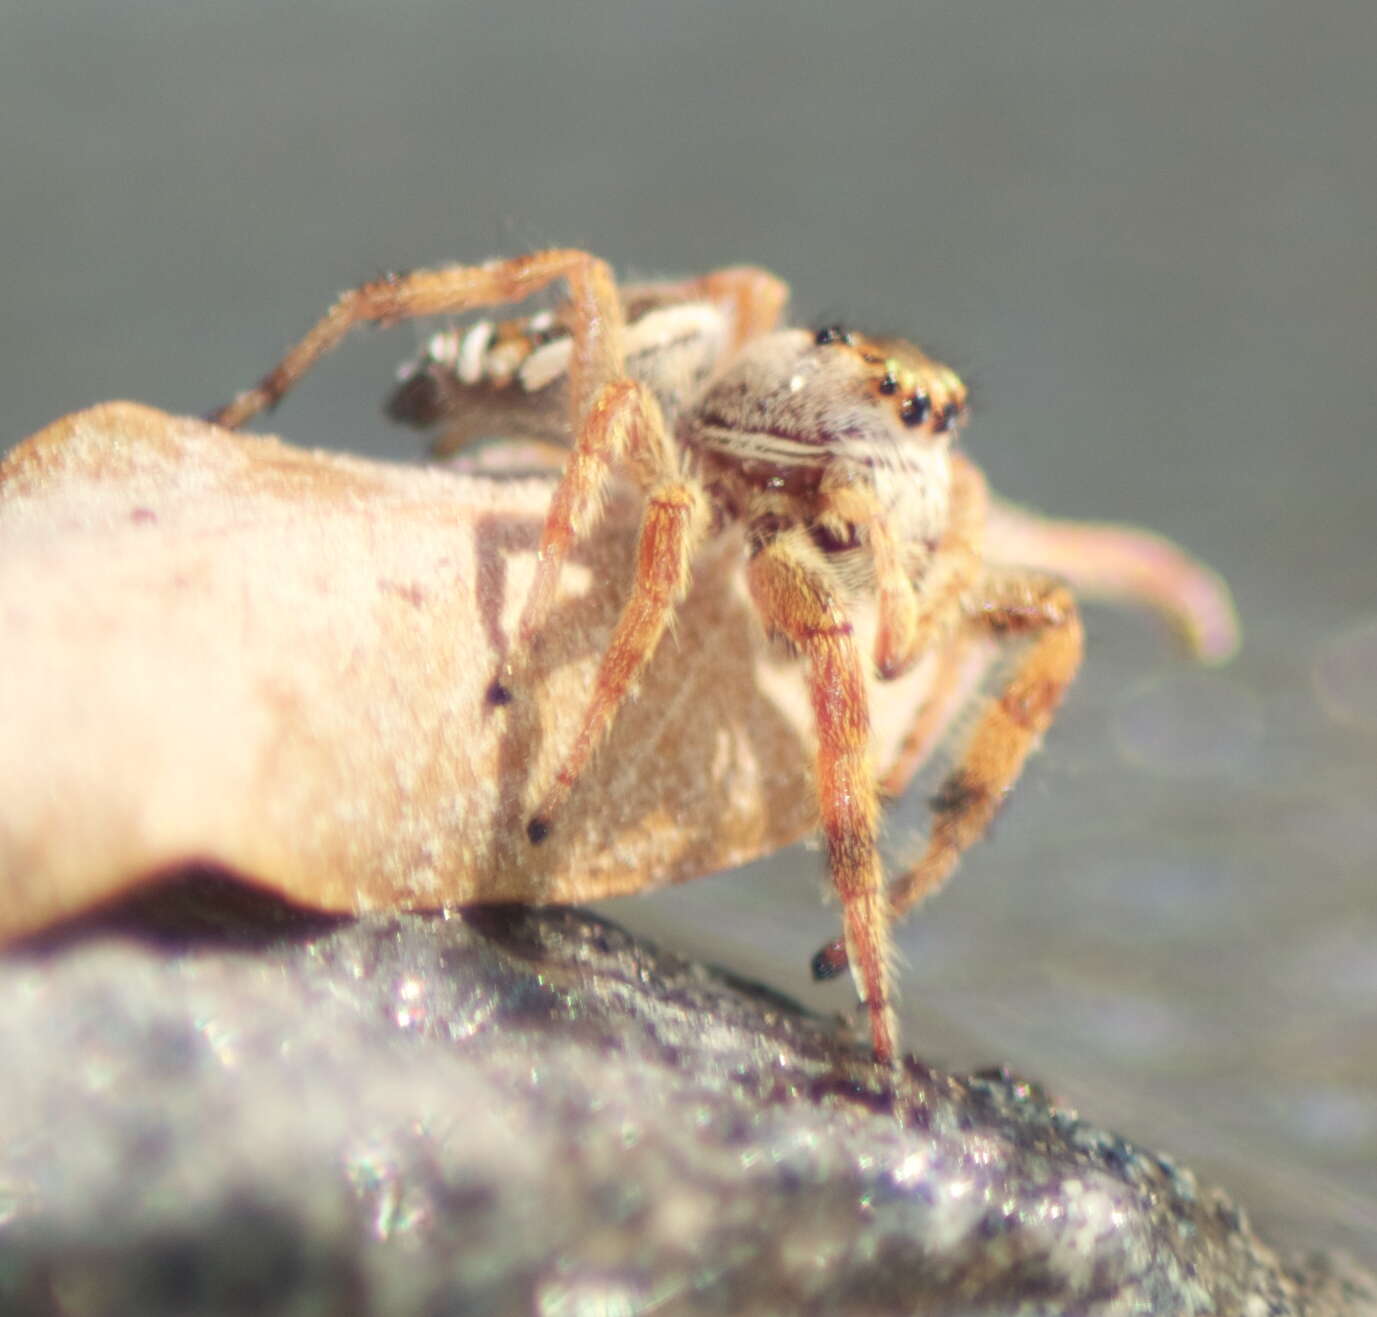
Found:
[215,251,1238,1064]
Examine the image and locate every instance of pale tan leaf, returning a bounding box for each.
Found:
[0,403,942,941]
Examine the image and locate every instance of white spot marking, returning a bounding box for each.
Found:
[518,336,574,393]
[425,331,457,365]
[458,320,494,385]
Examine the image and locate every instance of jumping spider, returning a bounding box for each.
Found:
[214,250,1237,1064]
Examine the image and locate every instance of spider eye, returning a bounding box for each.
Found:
[814,325,852,347]
[899,394,931,427]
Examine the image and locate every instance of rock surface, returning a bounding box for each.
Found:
[2,893,1371,1316]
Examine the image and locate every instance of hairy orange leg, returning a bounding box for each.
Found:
[813,477,921,681]
[518,268,779,840]
[807,462,989,982]
[747,533,896,1063]
[213,250,626,431]
[888,572,1083,920]
[809,633,994,982]
[526,476,709,840]
[814,571,1082,982]
[511,379,681,659]
[866,509,925,681]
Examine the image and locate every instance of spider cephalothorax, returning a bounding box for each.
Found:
[214,250,1237,1064]
[683,326,966,614]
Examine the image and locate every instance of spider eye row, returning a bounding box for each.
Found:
[881,359,945,430]
[814,324,855,346]
[812,323,964,433]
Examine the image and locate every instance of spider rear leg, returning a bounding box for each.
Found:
[747,532,896,1064]
[658,265,791,352]
[984,492,1239,664]
[889,571,1082,919]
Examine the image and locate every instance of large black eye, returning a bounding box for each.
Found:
[900,394,931,427]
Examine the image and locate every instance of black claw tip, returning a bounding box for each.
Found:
[526,817,550,845]
[929,771,985,816]
[811,940,849,981]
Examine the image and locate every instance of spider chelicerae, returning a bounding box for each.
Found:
[215,249,1237,1063]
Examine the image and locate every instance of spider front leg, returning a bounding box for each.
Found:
[526,442,710,840]
[807,628,996,986]
[821,453,989,682]
[865,457,999,797]
[817,479,926,680]
[803,459,988,988]
[747,529,896,1064]
[814,569,1083,983]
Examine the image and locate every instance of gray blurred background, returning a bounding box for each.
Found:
[5,0,1374,1267]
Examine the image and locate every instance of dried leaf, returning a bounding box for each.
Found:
[0,403,942,941]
